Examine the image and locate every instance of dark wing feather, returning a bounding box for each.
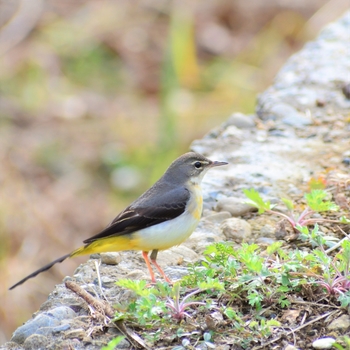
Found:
[84,186,189,244]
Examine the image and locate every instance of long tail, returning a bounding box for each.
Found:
[9,235,133,290]
[9,253,71,290]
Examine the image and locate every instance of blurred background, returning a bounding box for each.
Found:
[0,0,347,342]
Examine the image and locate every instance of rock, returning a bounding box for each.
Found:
[327,314,350,331]
[312,337,336,349]
[73,264,96,283]
[259,224,276,237]
[36,323,70,337]
[163,266,189,281]
[64,328,86,340]
[256,237,276,245]
[342,82,350,99]
[47,306,76,321]
[184,219,225,253]
[284,345,299,350]
[158,245,199,264]
[23,334,48,350]
[220,218,252,242]
[226,112,255,129]
[221,125,244,141]
[125,269,148,280]
[99,275,117,288]
[215,198,255,217]
[100,252,122,265]
[260,101,312,127]
[11,306,76,344]
[205,211,231,223]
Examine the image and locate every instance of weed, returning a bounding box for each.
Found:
[243,188,342,230]
[112,188,349,347]
[165,283,205,321]
[101,335,125,350]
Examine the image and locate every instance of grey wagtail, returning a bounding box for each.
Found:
[10,152,227,289]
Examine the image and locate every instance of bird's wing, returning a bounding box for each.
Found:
[83,186,190,244]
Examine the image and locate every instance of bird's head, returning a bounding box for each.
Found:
[164,152,228,185]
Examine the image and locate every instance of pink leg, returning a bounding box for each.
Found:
[149,249,172,283]
[150,258,172,283]
[142,251,156,283]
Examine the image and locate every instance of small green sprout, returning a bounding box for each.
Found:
[101,336,125,350]
[244,188,343,230]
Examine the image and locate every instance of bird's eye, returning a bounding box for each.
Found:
[194,161,202,169]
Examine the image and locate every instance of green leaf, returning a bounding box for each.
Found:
[101,336,125,350]
[340,216,350,224]
[281,198,294,211]
[266,241,283,255]
[116,279,151,296]
[295,224,309,234]
[266,319,281,327]
[338,291,350,308]
[198,277,225,291]
[243,188,272,214]
[224,307,238,320]
[203,332,212,342]
[278,295,291,308]
[247,291,263,309]
[305,190,339,212]
[337,240,350,269]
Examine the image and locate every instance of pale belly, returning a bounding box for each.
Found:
[131,185,203,251]
[131,211,199,251]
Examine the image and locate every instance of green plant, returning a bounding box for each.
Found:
[189,242,298,311]
[243,188,341,230]
[113,183,350,348]
[297,223,339,248]
[101,335,125,350]
[305,237,350,299]
[165,283,205,321]
[248,318,281,338]
[114,280,168,327]
[333,335,350,350]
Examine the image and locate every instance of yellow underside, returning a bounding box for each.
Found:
[70,235,140,257]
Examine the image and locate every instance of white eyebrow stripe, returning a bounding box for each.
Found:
[191,160,209,165]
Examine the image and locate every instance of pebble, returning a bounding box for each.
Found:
[226,112,255,129]
[259,224,276,237]
[312,337,335,349]
[327,314,350,331]
[100,252,122,265]
[64,328,86,340]
[256,237,276,245]
[98,275,117,288]
[220,218,252,242]
[23,334,48,350]
[159,245,199,263]
[73,264,95,282]
[185,220,225,253]
[11,306,76,344]
[343,157,350,166]
[125,269,148,280]
[342,82,350,99]
[205,211,231,223]
[221,125,244,140]
[164,266,190,280]
[215,198,255,217]
[284,345,299,350]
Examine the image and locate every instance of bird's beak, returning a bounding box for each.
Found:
[210,160,228,167]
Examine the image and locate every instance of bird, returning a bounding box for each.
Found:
[9,152,227,290]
